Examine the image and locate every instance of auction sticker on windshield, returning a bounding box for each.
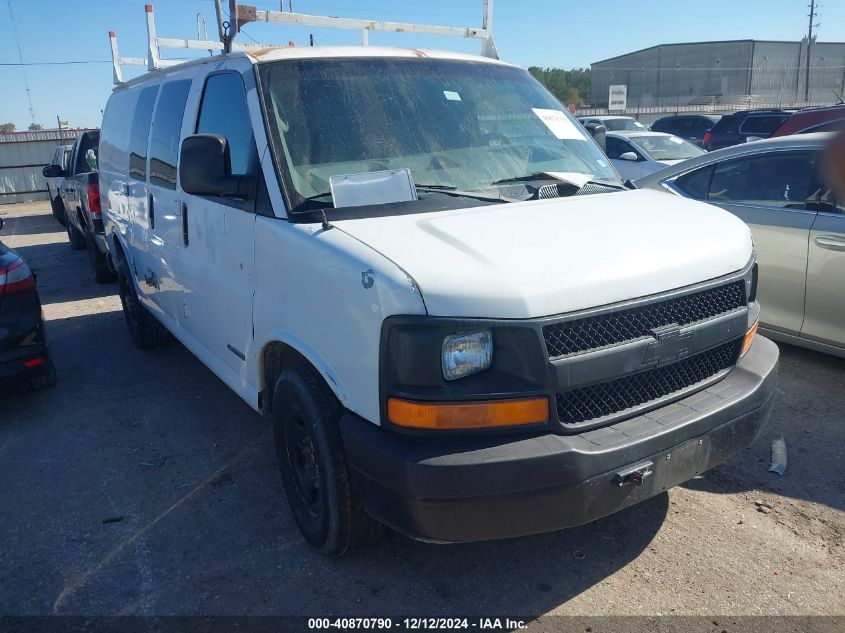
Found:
[532,108,585,141]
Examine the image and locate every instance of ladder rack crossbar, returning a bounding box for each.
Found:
[109,1,497,85]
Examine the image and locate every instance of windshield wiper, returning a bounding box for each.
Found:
[414,184,506,203]
[296,185,505,211]
[492,173,555,185]
[492,174,626,190]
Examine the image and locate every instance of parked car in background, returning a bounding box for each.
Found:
[43,130,113,283]
[650,114,721,147]
[636,132,845,358]
[43,144,72,226]
[604,131,705,181]
[771,104,845,137]
[577,115,647,131]
[702,109,794,150]
[0,216,57,391]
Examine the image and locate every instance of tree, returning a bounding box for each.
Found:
[528,67,592,106]
[28,123,44,131]
[0,123,15,133]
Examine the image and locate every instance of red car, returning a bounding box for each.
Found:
[771,104,845,137]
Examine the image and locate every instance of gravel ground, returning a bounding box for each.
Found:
[0,201,843,619]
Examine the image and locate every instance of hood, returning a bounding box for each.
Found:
[333,189,752,319]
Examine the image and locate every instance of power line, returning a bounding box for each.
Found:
[6,0,36,124]
[0,60,113,66]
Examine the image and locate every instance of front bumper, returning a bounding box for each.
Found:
[341,336,779,543]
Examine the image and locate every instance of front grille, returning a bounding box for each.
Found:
[543,281,745,358]
[555,340,740,425]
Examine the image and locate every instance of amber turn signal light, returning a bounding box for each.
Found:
[387,396,548,430]
[741,319,759,356]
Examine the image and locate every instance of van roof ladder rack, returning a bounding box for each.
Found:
[108,0,498,85]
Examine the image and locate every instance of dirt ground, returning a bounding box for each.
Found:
[1,201,843,619]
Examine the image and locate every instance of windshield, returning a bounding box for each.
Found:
[258,58,619,215]
[603,118,646,131]
[627,135,704,161]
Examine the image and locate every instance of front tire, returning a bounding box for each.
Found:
[272,362,385,556]
[50,195,66,226]
[116,254,166,350]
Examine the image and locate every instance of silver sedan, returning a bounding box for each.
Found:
[635,132,845,357]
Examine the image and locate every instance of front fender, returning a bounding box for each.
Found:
[251,218,426,425]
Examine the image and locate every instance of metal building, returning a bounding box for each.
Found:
[590,39,845,109]
[0,129,85,205]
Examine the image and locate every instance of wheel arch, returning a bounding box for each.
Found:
[258,337,348,417]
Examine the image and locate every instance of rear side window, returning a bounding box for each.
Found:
[73,132,99,175]
[195,73,257,176]
[739,115,789,136]
[149,80,192,189]
[692,118,714,134]
[100,89,136,174]
[708,151,816,208]
[711,116,738,134]
[129,86,159,181]
[651,118,673,133]
[674,165,713,200]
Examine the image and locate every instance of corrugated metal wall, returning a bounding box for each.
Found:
[0,129,86,205]
[591,40,845,108]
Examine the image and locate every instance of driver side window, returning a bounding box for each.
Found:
[195,73,258,178]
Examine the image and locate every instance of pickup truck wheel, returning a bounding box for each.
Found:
[86,229,116,283]
[116,256,166,350]
[50,195,66,226]
[272,362,385,556]
[65,211,86,250]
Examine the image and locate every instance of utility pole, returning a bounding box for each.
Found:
[805,0,818,103]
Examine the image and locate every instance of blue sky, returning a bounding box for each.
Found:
[1,0,840,129]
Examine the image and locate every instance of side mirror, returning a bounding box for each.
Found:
[42,164,65,178]
[179,134,253,199]
[620,151,639,161]
[583,122,607,152]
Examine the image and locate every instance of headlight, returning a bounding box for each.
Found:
[441,330,492,381]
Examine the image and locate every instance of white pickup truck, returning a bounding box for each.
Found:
[100,44,778,555]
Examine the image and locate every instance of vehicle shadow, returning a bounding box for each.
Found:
[9,241,117,304]
[682,341,845,513]
[0,306,670,617]
[371,492,670,616]
[0,211,65,236]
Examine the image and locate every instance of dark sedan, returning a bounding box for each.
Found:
[0,218,56,391]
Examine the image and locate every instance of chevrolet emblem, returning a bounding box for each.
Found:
[643,324,693,366]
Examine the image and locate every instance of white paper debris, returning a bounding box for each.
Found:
[768,436,787,475]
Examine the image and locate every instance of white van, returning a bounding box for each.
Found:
[100,45,778,555]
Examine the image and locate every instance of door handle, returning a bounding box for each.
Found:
[182,202,189,247]
[148,194,155,230]
[814,235,845,252]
